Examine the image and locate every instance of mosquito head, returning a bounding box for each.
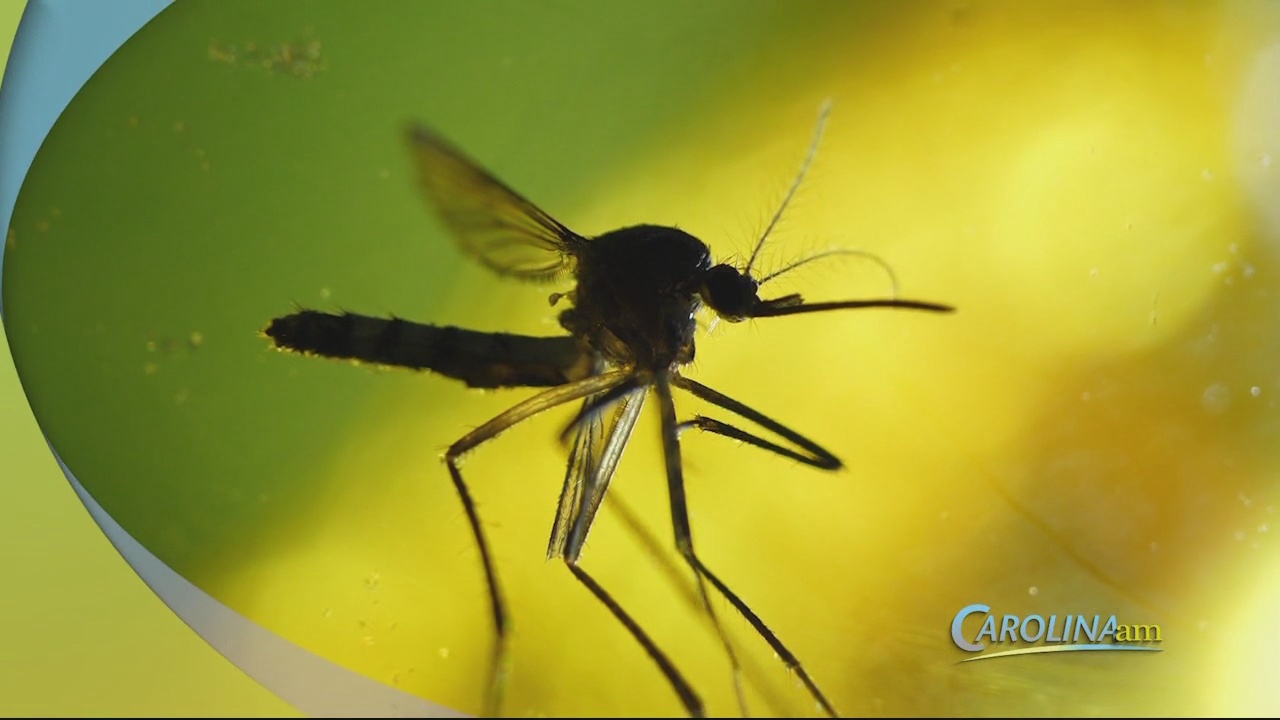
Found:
[700,263,809,322]
[699,263,758,322]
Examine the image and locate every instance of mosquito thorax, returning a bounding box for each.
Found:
[699,263,760,322]
[562,224,713,369]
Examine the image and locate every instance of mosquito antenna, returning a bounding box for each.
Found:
[758,247,901,299]
[753,298,955,318]
[744,99,834,276]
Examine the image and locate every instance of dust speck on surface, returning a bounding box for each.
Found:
[208,33,327,80]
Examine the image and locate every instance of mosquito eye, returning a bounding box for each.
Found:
[701,264,758,321]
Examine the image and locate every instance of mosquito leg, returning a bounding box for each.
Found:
[562,560,706,718]
[548,386,710,717]
[652,375,756,718]
[443,369,632,718]
[605,489,700,612]
[605,489,797,718]
[671,374,841,470]
[677,416,838,470]
[655,372,840,719]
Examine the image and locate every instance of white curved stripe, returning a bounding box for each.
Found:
[958,644,1163,663]
[52,441,467,718]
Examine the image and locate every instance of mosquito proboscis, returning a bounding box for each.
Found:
[264,100,955,718]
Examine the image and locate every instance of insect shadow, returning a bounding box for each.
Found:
[264,100,955,718]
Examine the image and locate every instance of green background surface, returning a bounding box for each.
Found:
[0,1,298,715]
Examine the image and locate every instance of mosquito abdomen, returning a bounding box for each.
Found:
[264,309,595,389]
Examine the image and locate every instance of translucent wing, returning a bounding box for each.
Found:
[547,398,603,561]
[405,124,586,283]
[547,383,648,562]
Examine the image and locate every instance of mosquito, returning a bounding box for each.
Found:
[264,100,956,718]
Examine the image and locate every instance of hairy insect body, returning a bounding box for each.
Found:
[562,224,711,370]
[265,310,595,389]
[265,102,952,718]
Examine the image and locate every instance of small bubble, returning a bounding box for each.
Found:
[361,636,375,647]
[1201,168,1215,181]
[1081,391,1092,401]
[1149,541,1159,553]
[1263,153,1273,169]
[1229,243,1240,254]
[322,607,333,618]
[320,287,331,299]
[1201,383,1230,414]
[189,331,204,347]
[1088,267,1099,278]
[1239,492,1253,508]
[144,362,158,376]
[1028,586,1039,596]
[1243,263,1256,279]
[1251,386,1262,398]
[1212,261,1229,274]
[1260,524,1269,533]
[146,340,157,352]
[439,647,450,659]
[1234,530,1246,542]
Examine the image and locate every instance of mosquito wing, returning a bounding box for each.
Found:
[404,124,587,283]
[547,383,648,562]
[547,398,603,561]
